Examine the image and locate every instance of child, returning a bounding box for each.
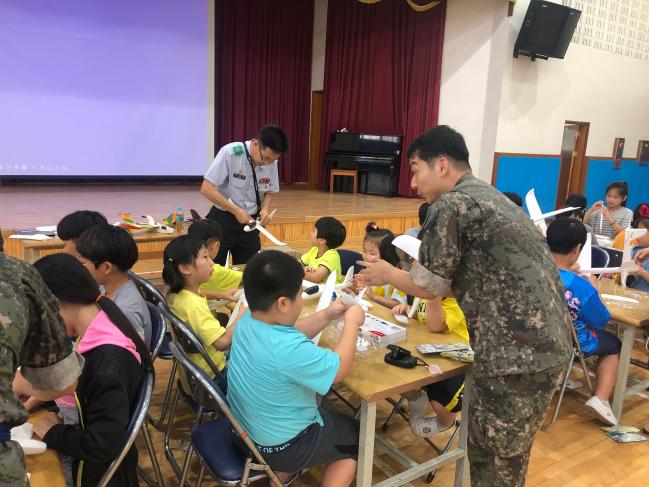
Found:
[583,181,633,238]
[163,235,236,384]
[32,253,152,487]
[187,218,242,301]
[547,218,620,425]
[627,203,649,292]
[56,210,108,255]
[227,250,365,485]
[404,202,430,238]
[356,223,407,308]
[300,216,346,283]
[76,223,152,345]
[502,191,523,207]
[392,297,468,436]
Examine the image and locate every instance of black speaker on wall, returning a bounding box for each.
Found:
[514,0,581,61]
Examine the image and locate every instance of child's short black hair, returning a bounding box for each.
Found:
[243,250,304,312]
[162,235,205,294]
[315,217,346,249]
[57,210,108,241]
[365,223,401,267]
[407,125,471,170]
[632,202,649,229]
[560,193,587,220]
[502,192,523,207]
[418,202,429,225]
[75,224,138,272]
[547,218,587,255]
[258,125,289,154]
[188,219,223,245]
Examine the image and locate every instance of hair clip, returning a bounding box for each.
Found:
[167,258,173,263]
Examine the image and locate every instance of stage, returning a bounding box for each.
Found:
[1,184,422,264]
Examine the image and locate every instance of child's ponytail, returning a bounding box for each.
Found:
[162,235,206,294]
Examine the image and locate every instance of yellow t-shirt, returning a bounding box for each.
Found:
[169,289,227,375]
[300,247,342,283]
[415,298,469,344]
[200,263,242,293]
[370,284,407,305]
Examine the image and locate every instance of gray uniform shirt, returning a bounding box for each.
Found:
[204,141,280,215]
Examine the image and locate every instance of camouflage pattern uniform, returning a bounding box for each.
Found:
[410,174,572,486]
[0,253,84,486]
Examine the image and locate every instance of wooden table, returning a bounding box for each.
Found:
[312,302,472,487]
[596,280,649,420]
[26,410,66,487]
[17,230,180,263]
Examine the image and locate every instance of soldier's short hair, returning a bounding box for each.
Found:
[546,218,587,255]
[257,125,289,155]
[56,210,108,241]
[407,125,471,170]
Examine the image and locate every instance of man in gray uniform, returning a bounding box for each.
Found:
[201,125,288,265]
[360,125,571,486]
[1,253,84,486]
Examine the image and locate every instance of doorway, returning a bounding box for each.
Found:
[555,121,590,208]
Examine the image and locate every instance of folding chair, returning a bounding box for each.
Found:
[169,342,287,487]
[544,319,595,429]
[158,302,224,482]
[97,370,157,487]
[380,396,461,483]
[591,246,610,269]
[597,246,623,268]
[338,249,363,275]
[129,271,176,430]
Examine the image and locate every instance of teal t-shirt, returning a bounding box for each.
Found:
[227,312,340,446]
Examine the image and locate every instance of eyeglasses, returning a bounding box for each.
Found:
[257,143,279,164]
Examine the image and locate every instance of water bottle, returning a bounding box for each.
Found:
[175,208,184,233]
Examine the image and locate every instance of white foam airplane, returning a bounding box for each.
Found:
[525,188,579,236]
[578,227,646,284]
[390,234,423,324]
[302,266,356,300]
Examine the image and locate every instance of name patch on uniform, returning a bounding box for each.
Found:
[258,177,271,184]
[233,145,244,155]
[233,173,246,180]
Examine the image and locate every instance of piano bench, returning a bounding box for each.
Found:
[329,169,358,195]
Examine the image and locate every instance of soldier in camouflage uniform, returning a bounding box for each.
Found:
[360,126,572,486]
[0,252,84,486]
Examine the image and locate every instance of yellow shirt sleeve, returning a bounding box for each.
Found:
[170,290,227,373]
[200,264,242,293]
[441,297,469,344]
[301,248,342,282]
[371,285,407,304]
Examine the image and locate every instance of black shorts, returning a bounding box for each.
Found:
[206,206,260,265]
[585,329,621,358]
[256,408,359,474]
[424,374,465,413]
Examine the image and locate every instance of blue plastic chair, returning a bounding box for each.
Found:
[591,246,610,269]
[338,249,363,276]
[169,342,286,487]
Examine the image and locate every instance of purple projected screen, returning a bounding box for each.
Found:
[0,0,208,177]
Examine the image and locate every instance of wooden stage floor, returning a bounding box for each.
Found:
[0,183,422,230]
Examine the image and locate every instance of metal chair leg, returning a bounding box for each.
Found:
[137,422,166,487]
[382,396,407,432]
[543,349,574,430]
[149,360,177,430]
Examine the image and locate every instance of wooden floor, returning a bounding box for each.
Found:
[0,183,422,230]
[137,349,649,487]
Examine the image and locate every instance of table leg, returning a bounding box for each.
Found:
[357,400,377,487]
[612,323,635,421]
[454,370,472,487]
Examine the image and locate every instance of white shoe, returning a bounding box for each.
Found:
[585,396,618,426]
[409,416,453,438]
[407,391,429,421]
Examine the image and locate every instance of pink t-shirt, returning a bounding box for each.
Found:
[55,310,141,409]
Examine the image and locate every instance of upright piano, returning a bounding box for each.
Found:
[324,132,403,197]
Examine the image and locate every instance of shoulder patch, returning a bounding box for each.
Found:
[233,145,244,156]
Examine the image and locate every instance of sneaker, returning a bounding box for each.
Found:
[409,416,453,438]
[407,390,429,421]
[585,396,618,426]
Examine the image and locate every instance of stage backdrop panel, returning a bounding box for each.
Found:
[0,0,209,177]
